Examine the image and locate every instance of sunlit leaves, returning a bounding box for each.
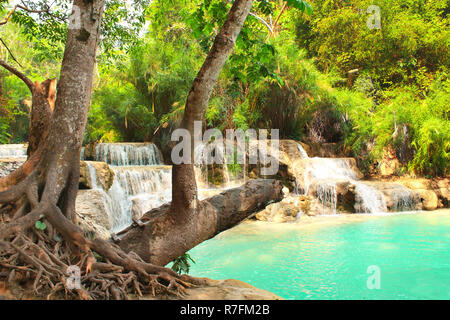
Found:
[171,253,196,275]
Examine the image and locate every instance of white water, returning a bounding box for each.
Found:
[293,144,411,214]
[297,143,309,158]
[194,141,247,189]
[0,144,27,158]
[86,142,244,233]
[354,182,387,213]
[95,143,163,166]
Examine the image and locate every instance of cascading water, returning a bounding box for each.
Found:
[95,143,163,166]
[293,146,395,214]
[0,144,27,158]
[86,142,244,233]
[390,185,419,212]
[316,182,337,213]
[85,143,170,232]
[354,182,387,213]
[296,143,309,159]
[194,141,246,189]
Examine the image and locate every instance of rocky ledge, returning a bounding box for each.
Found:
[161,279,282,300]
[0,157,26,178]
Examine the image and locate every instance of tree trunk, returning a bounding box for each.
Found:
[0,0,105,241]
[116,0,282,267]
[119,179,282,266]
[0,60,56,190]
[27,78,56,156]
[172,0,255,214]
[0,0,208,299]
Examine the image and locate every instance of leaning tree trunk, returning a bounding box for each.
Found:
[120,179,282,266]
[0,0,198,300]
[116,0,284,267]
[0,61,56,192]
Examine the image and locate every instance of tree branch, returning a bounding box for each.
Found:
[0,58,34,93]
[249,12,273,34]
[0,37,23,68]
[0,3,64,26]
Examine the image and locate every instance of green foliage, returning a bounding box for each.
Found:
[171,253,196,275]
[2,0,448,179]
[333,77,449,176]
[295,0,449,90]
[35,220,47,231]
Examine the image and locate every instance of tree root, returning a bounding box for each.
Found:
[0,168,205,300]
[0,229,202,300]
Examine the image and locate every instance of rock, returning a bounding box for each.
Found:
[397,178,448,209]
[379,146,400,176]
[79,161,114,190]
[335,180,356,212]
[306,142,346,158]
[75,189,111,240]
[419,190,438,211]
[297,195,312,215]
[0,158,26,178]
[166,278,283,300]
[362,181,422,211]
[436,179,449,207]
[255,197,300,222]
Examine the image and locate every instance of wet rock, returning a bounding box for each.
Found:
[335,180,356,212]
[79,161,114,190]
[255,196,307,221]
[82,142,98,160]
[363,181,422,211]
[398,178,447,210]
[75,189,111,240]
[436,179,449,207]
[255,201,298,222]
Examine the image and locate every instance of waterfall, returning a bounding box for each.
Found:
[315,182,337,213]
[86,162,172,233]
[95,143,163,166]
[194,141,246,189]
[83,140,247,233]
[292,144,389,214]
[0,144,27,158]
[296,143,309,158]
[354,182,387,213]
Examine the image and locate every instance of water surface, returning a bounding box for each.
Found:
[188,211,450,300]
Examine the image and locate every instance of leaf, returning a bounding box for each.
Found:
[35,221,47,231]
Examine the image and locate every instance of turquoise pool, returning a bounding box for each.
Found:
[187,211,450,300]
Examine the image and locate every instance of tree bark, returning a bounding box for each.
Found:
[0,0,207,299]
[119,179,282,266]
[121,0,260,266]
[112,0,273,267]
[172,0,255,214]
[0,60,55,190]
[27,78,56,156]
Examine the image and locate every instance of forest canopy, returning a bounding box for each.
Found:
[0,0,449,176]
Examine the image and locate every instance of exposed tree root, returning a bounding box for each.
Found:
[0,166,205,300]
[0,227,202,300]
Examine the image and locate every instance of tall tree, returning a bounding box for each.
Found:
[0,0,198,299]
[119,0,283,266]
[0,0,307,298]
